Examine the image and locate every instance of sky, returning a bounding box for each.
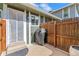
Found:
[33,3,69,12]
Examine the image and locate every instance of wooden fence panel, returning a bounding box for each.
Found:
[40,17,79,52]
[0,24,1,40]
[47,22,55,46]
[0,20,6,54]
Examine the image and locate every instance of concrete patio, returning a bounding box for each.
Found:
[1,43,69,56]
[27,44,69,56]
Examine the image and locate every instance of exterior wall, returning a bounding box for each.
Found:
[0,3,3,10]
[70,5,75,18]
[76,4,79,17]
[7,8,24,44]
[31,14,39,25]
[53,10,62,18]
[51,4,78,19]
[2,4,26,47]
[31,25,39,43]
[40,16,44,24]
[0,3,3,18]
[63,7,69,19]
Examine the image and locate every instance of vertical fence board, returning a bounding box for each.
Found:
[0,20,6,54]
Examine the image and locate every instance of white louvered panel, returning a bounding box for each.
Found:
[8,8,24,44]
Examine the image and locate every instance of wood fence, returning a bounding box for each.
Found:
[0,20,6,54]
[40,17,79,52]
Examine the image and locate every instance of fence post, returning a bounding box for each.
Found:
[60,21,62,49]
[54,21,56,47]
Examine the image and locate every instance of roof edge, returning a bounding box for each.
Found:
[20,3,62,20]
[50,3,75,13]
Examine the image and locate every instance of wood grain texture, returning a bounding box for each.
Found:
[0,20,6,54]
[40,17,79,52]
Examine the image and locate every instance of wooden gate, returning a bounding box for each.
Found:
[40,22,56,46]
[0,20,6,54]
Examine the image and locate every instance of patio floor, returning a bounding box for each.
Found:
[1,43,69,56]
[27,44,69,56]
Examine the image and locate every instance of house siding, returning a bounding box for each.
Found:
[53,10,62,18]
[0,4,3,18]
[70,5,75,18]
[0,3,3,10]
[51,4,78,19]
[63,7,69,19]
[76,4,79,16]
